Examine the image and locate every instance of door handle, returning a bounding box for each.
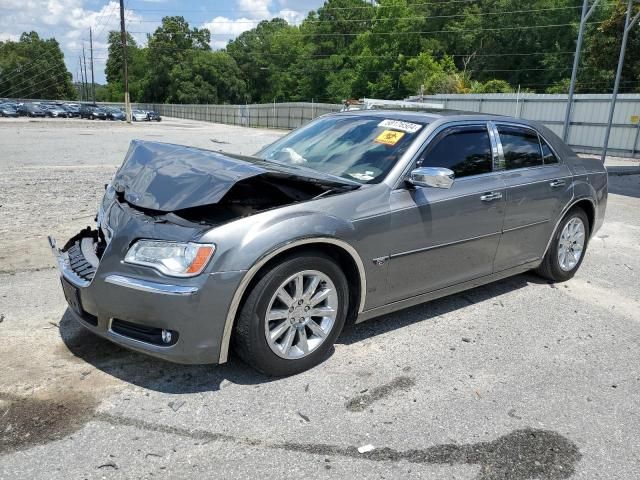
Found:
[549,179,566,188]
[480,192,503,202]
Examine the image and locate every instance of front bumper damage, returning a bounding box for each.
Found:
[49,213,245,364]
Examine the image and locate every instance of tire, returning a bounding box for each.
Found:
[90,114,94,120]
[233,252,349,376]
[536,207,590,282]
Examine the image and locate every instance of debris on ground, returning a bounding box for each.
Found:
[297,411,310,422]
[168,400,185,412]
[358,444,375,454]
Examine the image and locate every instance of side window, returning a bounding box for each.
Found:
[421,125,493,178]
[497,125,543,170]
[540,137,558,164]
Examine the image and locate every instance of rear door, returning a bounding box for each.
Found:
[492,123,573,271]
[385,123,506,303]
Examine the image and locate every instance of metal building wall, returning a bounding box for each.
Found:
[419,94,640,158]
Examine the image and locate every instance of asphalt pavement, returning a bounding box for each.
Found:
[0,117,639,479]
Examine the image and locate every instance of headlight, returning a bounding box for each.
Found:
[125,240,215,277]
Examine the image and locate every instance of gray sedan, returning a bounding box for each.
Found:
[50,111,607,375]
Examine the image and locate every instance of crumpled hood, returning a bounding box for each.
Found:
[112,140,357,212]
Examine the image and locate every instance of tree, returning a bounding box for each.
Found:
[0,32,75,99]
[167,50,246,104]
[144,16,211,102]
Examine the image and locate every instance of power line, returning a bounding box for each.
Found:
[127,20,605,37]
[126,5,592,25]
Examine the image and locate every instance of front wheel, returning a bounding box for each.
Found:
[233,252,349,376]
[536,208,590,282]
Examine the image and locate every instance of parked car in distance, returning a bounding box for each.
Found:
[50,110,607,376]
[41,104,69,118]
[19,102,46,117]
[63,104,81,117]
[79,104,107,120]
[131,109,149,122]
[105,107,125,121]
[0,104,19,117]
[146,110,161,122]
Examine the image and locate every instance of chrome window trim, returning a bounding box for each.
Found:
[104,274,199,296]
[218,237,367,364]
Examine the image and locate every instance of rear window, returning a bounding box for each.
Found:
[497,125,543,170]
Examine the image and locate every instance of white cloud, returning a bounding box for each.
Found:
[0,32,20,42]
[277,9,305,25]
[202,0,310,50]
[0,0,149,84]
[237,0,272,20]
[203,16,261,50]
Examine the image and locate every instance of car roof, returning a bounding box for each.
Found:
[333,108,540,129]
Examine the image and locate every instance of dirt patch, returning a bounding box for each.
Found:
[0,391,98,455]
[345,376,415,412]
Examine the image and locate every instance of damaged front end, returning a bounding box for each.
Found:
[49,140,359,364]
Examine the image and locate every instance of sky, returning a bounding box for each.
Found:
[0,0,325,84]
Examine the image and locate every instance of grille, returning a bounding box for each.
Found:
[67,241,97,282]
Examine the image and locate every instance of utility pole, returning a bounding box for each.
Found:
[82,43,90,104]
[79,55,87,101]
[119,0,132,123]
[601,0,640,163]
[90,27,96,103]
[77,61,84,101]
[563,0,600,142]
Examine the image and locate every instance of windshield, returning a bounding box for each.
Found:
[255,115,426,184]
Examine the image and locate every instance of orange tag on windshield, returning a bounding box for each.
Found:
[375,130,404,146]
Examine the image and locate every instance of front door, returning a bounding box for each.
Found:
[386,123,506,303]
[492,123,573,271]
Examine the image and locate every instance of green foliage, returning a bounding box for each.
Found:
[0,32,75,99]
[474,79,515,94]
[96,0,640,104]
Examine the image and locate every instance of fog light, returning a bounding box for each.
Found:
[161,329,172,344]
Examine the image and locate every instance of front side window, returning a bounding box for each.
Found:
[256,115,426,184]
[420,125,493,178]
[498,125,543,170]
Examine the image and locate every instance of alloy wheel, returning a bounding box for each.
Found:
[557,217,586,271]
[264,270,339,360]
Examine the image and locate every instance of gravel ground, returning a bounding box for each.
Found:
[0,117,639,480]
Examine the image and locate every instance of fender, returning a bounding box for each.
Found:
[540,195,597,260]
[217,236,367,363]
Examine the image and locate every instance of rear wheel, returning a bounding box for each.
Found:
[536,208,589,282]
[233,252,348,376]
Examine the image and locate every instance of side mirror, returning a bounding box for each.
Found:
[408,167,455,189]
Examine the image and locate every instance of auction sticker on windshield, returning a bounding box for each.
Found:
[375,130,405,146]
[378,119,422,133]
